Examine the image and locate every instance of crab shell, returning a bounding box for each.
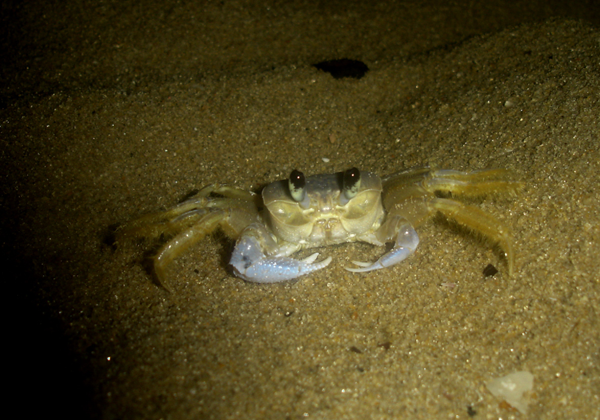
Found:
[262,171,385,246]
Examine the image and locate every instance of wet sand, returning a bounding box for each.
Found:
[3,1,599,419]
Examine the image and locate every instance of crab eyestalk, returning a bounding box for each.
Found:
[288,169,306,202]
[343,167,361,200]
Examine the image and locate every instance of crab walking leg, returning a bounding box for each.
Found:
[346,217,420,272]
[431,198,514,275]
[152,211,225,289]
[230,223,332,283]
[425,168,523,196]
[117,185,256,242]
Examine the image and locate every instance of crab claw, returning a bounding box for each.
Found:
[230,233,332,283]
[346,222,419,273]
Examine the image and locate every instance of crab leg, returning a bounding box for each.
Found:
[431,197,515,275]
[152,211,226,289]
[230,223,332,283]
[116,185,257,241]
[346,216,420,272]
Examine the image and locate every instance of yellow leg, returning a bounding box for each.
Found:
[431,198,514,276]
[117,185,257,240]
[118,184,260,288]
[152,211,226,290]
[426,168,524,197]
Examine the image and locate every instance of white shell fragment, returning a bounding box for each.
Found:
[485,371,534,414]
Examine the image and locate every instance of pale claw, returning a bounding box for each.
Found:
[345,223,419,273]
[230,235,332,283]
[349,261,372,268]
[301,253,320,264]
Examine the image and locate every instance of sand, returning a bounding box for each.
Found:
[3,1,599,419]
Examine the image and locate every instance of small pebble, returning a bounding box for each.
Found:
[485,371,534,414]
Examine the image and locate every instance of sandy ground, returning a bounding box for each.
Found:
[2,1,599,419]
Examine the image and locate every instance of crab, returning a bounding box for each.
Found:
[118,167,521,287]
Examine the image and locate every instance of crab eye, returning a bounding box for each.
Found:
[343,167,361,200]
[288,169,306,202]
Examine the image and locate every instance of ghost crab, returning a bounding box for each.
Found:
[118,167,521,287]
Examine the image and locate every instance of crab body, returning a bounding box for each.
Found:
[118,167,520,287]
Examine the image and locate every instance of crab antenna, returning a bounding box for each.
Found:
[289,169,306,202]
[343,167,361,200]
